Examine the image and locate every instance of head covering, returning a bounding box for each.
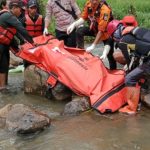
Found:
[9,0,23,8]
[121,15,138,27]
[27,0,37,8]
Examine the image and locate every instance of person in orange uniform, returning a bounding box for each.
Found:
[67,0,116,69]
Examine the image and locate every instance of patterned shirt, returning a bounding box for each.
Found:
[45,0,81,32]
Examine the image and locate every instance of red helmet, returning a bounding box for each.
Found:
[107,20,120,36]
[121,15,138,27]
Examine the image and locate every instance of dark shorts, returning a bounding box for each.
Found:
[125,59,150,86]
[0,44,10,73]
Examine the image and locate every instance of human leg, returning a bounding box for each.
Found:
[76,26,95,49]
[119,67,145,114]
[0,45,9,89]
[119,85,140,114]
[66,29,76,47]
[104,41,116,69]
[55,29,68,45]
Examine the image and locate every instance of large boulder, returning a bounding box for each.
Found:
[24,65,72,100]
[0,104,51,134]
[24,65,48,96]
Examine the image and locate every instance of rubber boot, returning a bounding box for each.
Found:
[119,86,140,115]
[0,73,7,90]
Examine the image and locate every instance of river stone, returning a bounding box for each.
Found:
[51,82,72,101]
[24,65,49,96]
[63,95,90,115]
[10,51,23,67]
[0,104,51,134]
[142,93,150,107]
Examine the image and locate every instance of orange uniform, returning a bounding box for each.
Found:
[81,0,112,40]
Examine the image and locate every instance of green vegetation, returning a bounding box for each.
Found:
[107,0,150,28]
[40,0,150,34]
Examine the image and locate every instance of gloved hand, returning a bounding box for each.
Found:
[67,18,85,35]
[43,28,49,36]
[86,44,96,52]
[67,22,76,35]
[100,45,110,60]
[123,64,128,71]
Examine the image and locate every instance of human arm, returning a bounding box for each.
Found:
[86,5,111,52]
[6,14,34,44]
[67,1,90,34]
[67,18,85,34]
[100,45,110,60]
[70,0,81,19]
[86,31,102,52]
[43,0,52,35]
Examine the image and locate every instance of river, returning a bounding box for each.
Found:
[0,44,150,150]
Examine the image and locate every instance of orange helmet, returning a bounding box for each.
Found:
[121,15,138,27]
[107,20,120,36]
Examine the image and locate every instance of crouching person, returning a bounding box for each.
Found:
[67,0,117,70]
[0,0,36,90]
[106,20,150,114]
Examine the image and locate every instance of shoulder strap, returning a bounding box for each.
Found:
[54,1,77,19]
[55,1,68,12]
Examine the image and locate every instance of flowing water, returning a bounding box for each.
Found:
[0,71,150,150]
[0,45,150,150]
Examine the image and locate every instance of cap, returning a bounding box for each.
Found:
[9,0,23,8]
[27,0,37,8]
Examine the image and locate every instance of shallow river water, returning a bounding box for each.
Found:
[0,72,150,150]
[0,44,150,150]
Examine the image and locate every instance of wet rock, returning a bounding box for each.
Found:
[24,65,72,100]
[10,51,23,67]
[0,104,51,134]
[141,77,150,107]
[142,93,150,107]
[24,65,48,96]
[51,82,72,101]
[0,104,13,118]
[63,95,90,115]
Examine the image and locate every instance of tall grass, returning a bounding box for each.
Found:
[40,0,150,34]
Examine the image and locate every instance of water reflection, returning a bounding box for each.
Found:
[0,73,150,150]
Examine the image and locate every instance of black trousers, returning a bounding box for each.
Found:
[0,44,10,73]
[55,29,76,48]
[76,26,116,70]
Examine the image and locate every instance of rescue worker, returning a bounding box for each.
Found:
[22,0,44,68]
[23,0,44,37]
[105,20,150,114]
[113,15,138,64]
[43,0,81,48]
[0,0,36,90]
[67,0,116,70]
